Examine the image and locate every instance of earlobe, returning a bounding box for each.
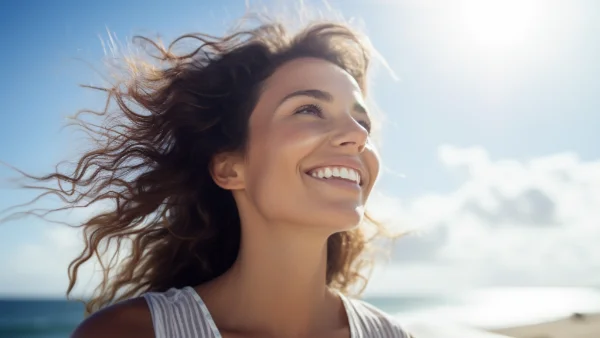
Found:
[210,153,245,190]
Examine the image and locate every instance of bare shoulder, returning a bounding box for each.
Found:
[71,297,154,338]
[350,299,415,338]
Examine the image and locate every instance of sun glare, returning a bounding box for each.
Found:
[458,0,540,51]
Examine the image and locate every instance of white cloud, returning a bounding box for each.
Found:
[1,201,121,297]
[366,145,600,295]
[2,225,106,297]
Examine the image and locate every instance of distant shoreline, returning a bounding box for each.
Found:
[489,312,600,338]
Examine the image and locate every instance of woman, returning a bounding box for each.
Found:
[41,15,413,338]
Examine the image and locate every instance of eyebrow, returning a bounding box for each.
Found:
[278,89,369,115]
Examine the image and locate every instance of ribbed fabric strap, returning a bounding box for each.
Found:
[144,287,411,338]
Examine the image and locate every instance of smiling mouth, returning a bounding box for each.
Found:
[306,166,362,186]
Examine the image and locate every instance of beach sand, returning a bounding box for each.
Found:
[405,322,514,337]
[489,312,600,338]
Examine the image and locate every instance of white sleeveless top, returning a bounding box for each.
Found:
[143,287,413,338]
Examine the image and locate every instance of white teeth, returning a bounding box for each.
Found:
[349,170,357,181]
[308,166,361,185]
[340,168,350,180]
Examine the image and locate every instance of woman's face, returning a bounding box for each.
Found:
[235,57,379,233]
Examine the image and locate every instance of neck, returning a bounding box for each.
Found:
[199,219,344,336]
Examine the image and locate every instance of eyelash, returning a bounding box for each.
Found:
[294,103,324,117]
[294,104,372,133]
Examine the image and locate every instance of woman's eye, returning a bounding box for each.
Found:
[294,104,371,134]
[294,104,324,117]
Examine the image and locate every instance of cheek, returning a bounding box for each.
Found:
[246,120,324,177]
[364,143,381,190]
[243,122,324,214]
[354,144,380,209]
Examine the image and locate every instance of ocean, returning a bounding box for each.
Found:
[1,287,599,338]
[0,299,84,338]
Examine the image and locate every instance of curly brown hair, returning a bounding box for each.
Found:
[5,15,392,315]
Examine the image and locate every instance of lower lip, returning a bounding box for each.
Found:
[305,174,362,190]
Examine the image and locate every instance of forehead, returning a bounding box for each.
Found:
[260,57,363,100]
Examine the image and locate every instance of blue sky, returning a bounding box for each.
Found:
[1,0,599,297]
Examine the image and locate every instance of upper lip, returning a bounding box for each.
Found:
[304,158,367,185]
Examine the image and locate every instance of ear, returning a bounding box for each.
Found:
[210,152,245,190]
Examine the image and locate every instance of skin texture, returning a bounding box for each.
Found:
[71,57,380,338]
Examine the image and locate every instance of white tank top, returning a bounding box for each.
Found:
[143,286,413,338]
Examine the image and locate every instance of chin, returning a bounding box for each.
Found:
[309,207,365,233]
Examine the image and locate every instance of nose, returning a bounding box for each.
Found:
[330,115,369,153]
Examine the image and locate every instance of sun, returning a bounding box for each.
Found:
[458,0,540,52]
